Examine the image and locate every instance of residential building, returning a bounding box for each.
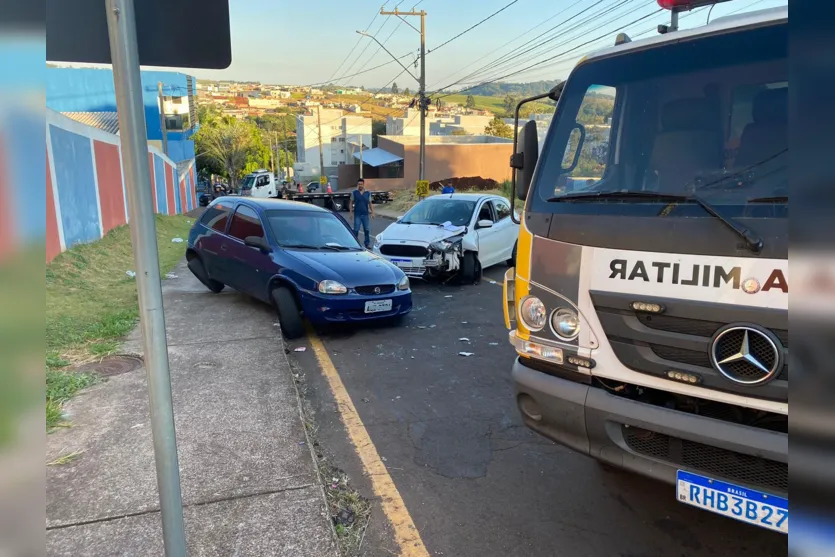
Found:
[46,67,198,164]
[295,110,373,183]
[430,114,494,136]
[386,109,455,136]
[337,134,513,191]
[249,98,285,109]
[270,90,292,99]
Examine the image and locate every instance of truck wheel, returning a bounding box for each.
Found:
[332,198,345,211]
[272,286,305,339]
[460,251,478,284]
[187,256,224,293]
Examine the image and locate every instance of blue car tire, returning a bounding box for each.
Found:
[272,286,305,340]
[187,256,225,293]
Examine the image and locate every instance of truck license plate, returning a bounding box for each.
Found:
[676,470,788,534]
[364,299,392,314]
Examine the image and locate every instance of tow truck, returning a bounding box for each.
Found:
[241,169,392,211]
[503,1,787,533]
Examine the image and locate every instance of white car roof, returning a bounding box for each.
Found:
[425,193,505,202]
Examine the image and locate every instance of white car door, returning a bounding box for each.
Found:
[491,198,518,262]
[473,200,503,268]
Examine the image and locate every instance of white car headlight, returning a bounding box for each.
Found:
[519,296,547,331]
[318,280,348,295]
[551,307,580,340]
[397,275,410,291]
[374,234,383,248]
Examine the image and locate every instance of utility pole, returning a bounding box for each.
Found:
[316,104,325,180]
[268,135,275,173]
[380,7,426,181]
[107,1,186,555]
[282,118,291,182]
[157,81,169,156]
[359,134,364,179]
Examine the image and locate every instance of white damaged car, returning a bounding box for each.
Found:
[373,193,519,283]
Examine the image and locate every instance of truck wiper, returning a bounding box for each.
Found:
[548,190,763,253]
[747,195,788,203]
[547,191,689,203]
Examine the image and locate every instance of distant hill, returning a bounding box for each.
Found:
[457,80,561,98]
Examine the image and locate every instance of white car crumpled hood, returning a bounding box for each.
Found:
[379,222,466,244]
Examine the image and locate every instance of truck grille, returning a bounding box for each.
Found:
[355,284,395,295]
[622,426,787,495]
[638,313,788,348]
[380,244,428,257]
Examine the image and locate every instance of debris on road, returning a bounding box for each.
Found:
[335,508,355,526]
[429,324,436,328]
[294,347,307,352]
[125,270,136,278]
[444,295,453,298]
[459,337,470,342]
[461,321,468,324]
[459,352,474,357]
[299,441,306,446]
[171,237,184,243]
[165,273,178,279]
[417,325,427,329]
[362,397,370,403]
[396,396,401,399]
[489,342,499,346]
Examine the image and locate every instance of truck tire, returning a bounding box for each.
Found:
[272,286,305,339]
[332,198,345,211]
[187,256,224,293]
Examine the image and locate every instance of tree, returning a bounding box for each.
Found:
[503,94,520,116]
[193,119,256,190]
[465,95,476,109]
[484,117,513,139]
[391,82,399,95]
[403,87,411,96]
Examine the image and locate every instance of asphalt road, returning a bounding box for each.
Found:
[292,217,787,557]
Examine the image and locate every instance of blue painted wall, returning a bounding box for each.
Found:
[46,68,197,162]
[49,125,101,247]
[153,155,167,214]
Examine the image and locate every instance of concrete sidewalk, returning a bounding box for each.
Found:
[46,260,338,556]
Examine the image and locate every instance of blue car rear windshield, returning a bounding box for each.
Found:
[266,210,362,250]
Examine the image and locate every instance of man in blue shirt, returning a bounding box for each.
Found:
[441,182,455,194]
[350,178,374,248]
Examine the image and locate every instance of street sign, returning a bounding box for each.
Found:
[320,176,328,185]
[416,180,430,198]
[46,0,232,69]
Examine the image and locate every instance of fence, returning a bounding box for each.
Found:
[46,109,197,262]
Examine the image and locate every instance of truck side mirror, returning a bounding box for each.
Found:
[514,120,539,201]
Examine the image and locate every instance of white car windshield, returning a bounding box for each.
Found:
[240,176,255,189]
[401,199,475,227]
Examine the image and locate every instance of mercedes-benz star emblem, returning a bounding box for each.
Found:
[373,286,381,294]
[709,326,782,385]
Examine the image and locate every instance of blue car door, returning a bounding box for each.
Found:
[224,204,274,300]
[197,201,233,283]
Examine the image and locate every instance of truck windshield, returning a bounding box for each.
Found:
[241,175,255,190]
[530,20,787,217]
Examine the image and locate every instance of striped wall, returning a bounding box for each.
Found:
[46,109,197,262]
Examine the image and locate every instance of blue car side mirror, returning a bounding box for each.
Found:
[244,236,271,252]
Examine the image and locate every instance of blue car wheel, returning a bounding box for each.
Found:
[272,286,305,339]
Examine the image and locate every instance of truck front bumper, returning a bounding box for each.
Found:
[512,357,788,497]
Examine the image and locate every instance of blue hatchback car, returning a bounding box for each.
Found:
[186,197,412,338]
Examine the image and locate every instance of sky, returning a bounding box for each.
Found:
[59,0,788,92]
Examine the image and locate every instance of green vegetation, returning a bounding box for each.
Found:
[484,117,514,139]
[45,214,193,430]
[194,105,296,187]
[464,79,561,98]
[444,93,554,118]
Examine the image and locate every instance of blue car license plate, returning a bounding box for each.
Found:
[676,470,788,534]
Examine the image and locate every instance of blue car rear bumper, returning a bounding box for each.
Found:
[299,290,412,323]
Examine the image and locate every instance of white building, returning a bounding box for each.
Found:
[386,109,455,136]
[296,109,373,173]
[430,114,495,136]
[270,90,292,99]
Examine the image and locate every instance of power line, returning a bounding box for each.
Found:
[427,0,521,54]
[435,8,662,99]
[427,0,586,90]
[335,5,396,83]
[323,4,386,87]
[434,0,645,93]
[352,1,425,81]
[432,0,634,93]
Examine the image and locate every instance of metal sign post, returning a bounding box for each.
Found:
[105,0,186,554]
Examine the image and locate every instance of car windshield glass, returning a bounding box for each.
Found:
[531,21,787,212]
[266,210,362,250]
[401,199,476,226]
[241,176,255,189]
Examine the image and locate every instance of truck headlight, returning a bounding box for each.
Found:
[318,280,348,294]
[519,296,547,331]
[551,307,580,340]
[397,275,410,291]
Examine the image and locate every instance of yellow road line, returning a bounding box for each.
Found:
[306,327,429,557]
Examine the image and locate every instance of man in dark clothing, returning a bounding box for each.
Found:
[350,178,374,248]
